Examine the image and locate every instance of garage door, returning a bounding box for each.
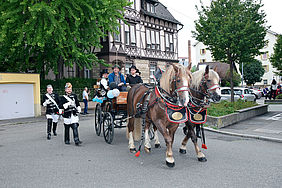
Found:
[0,84,34,120]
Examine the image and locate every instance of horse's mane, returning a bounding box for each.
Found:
[159,64,190,93]
[191,69,220,90]
[159,65,175,93]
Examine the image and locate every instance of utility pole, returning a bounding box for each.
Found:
[241,62,244,87]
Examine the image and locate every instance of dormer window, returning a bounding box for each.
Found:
[146,2,155,13]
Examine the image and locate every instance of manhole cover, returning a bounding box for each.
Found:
[210,136,245,142]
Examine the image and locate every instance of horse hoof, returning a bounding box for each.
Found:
[155,144,161,148]
[144,147,151,153]
[130,148,136,153]
[166,161,175,168]
[179,148,186,154]
[198,157,207,162]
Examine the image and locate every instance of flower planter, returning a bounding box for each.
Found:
[206,104,268,128]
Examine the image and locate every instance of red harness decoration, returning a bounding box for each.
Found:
[155,87,189,124]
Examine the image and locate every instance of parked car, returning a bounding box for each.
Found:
[234,87,256,102]
[219,87,240,102]
[250,88,262,99]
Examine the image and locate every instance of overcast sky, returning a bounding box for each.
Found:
[158,0,282,65]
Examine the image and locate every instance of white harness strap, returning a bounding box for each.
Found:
[64,95,76,108]
[46,94,59,110]
[207,84,220,91]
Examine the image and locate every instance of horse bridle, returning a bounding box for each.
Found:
[189,77,220,107]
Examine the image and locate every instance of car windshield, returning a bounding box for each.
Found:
[234,89,242,95]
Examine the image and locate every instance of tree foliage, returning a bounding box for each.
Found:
[0,0,130,74]
[270,34,282,76]
[240,59,265,85]
[193,0,267,101]
[221,70,241,87]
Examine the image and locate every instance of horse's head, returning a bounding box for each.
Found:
[160,63,192,107]
[200,65,221,102]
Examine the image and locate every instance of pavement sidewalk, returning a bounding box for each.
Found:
[205,104,282,143]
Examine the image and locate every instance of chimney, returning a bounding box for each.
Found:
[188,40,191,64]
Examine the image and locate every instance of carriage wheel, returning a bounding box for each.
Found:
[105,102,112,112]
[103,112,114,144]
[94,103,102,136]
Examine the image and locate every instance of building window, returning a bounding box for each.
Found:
[84,67,90,78]
[146,2,155,13]
[200,49,206,55]
[67,67,75,78]
[125,24,136,46]
[263,79,267,85]
[149,62,157,83]
[113,25,121,42]
[261,53,268,61]
[146,29,160,50]
[125,62,133,75]
[165,33,174,52]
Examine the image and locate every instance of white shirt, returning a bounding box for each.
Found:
[83,90,88,100]
[101,78,108,90]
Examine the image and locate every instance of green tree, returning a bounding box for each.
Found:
[221,70,241,87]
[240,59,265,85]
[270,34,282,76]
[193,0,267,102]
[0,0,130,77]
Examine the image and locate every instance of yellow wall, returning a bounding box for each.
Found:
[0,73,41,117]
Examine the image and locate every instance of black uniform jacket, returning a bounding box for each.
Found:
[59,93,80,118]
[42,93,60,115]
[126,75,143,86]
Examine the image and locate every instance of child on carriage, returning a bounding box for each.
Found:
[108,64,127,91]
[93,69,109,104]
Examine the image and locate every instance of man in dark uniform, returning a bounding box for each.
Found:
[126,65,143,86]
[42,85,61,140]
[60,83,82,146]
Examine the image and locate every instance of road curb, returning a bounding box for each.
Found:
[204,127,282,143]
[0,114,94,127]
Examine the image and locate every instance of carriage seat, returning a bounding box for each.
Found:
[116,92,128,104]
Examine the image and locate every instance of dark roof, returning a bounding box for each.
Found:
[141,1,182,25]
[197,62,238,79]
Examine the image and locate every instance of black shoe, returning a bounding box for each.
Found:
[75,141,82,146]
[47,134,51,140]
[53,131,57,136]
[65,141,70,145]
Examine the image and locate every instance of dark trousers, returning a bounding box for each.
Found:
[64,123,80,144]
[83,99,88,114]
[270,89,277,100]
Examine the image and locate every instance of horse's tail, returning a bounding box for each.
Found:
[126,118,142,141]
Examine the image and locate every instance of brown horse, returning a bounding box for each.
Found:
[179,65,221,161]
[127,63,192,167]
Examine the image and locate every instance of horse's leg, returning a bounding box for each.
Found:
[153,124,161,148]
[144,119,152,153]
[128,117,136,153]
[190,124,207,162]
[155,119,176,167]
[179,123,191,154]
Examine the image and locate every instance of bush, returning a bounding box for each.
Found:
[207,100,257,117]
[40,78,97,102]
[277,94,282,99]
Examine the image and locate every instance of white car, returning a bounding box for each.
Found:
[250,88,262,99]
[234,87,256,102]
[219,87,240,102]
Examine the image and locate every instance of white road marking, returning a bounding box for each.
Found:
[254,128,282,134]
[267,113,282,121]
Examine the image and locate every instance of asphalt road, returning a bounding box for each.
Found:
[1,115,282,188]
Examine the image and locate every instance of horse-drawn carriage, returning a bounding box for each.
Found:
[94,63,221,167]
[94,92,128,144]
